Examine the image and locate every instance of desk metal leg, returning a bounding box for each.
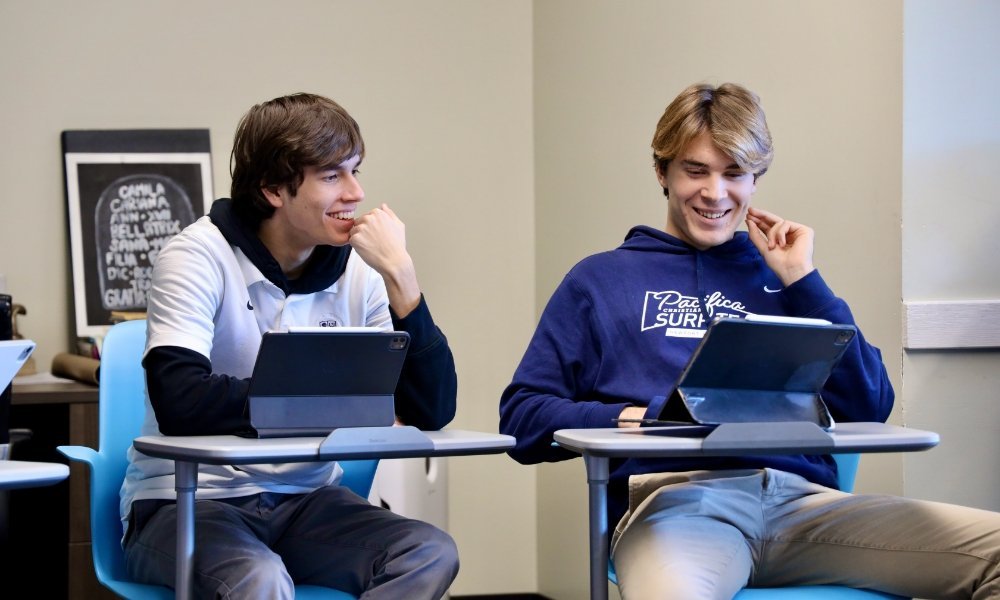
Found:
[175,460,197,600]
[584,453,610,600]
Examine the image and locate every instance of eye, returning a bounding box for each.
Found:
[725,171,749,180]
[352,169,361,176]
[685,168,707,177]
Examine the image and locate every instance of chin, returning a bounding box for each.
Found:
[324,235,350,247]
[693,230,736,249]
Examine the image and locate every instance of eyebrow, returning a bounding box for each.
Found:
[317,159,363,173]
[680,159,743,171]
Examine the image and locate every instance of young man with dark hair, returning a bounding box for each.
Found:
[501,82,1000,599]
[122,92,459,599]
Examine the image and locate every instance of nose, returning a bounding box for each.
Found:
[701,174,727,202]
[342,173,364,205]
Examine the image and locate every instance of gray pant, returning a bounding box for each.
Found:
[124,486,458,599]
[611,468,1000,600]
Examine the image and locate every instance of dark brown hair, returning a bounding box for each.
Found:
[230,93,365,224]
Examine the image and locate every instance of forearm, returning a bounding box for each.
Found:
[390,297,457,430]
[823,338,894,423]
[143,346,254,436]
[781,271,894,422]
[381,256,421,318]
[500,385,630,463]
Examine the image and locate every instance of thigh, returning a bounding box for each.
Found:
[612,475,765,600]
[125,497,294,599]
[614,514,752,600]
[272,486,457,594]
[759,473,1000,599]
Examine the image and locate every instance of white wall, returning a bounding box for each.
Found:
[901,0,1000,510]
[533,1,904,597]
[0,1,537,594]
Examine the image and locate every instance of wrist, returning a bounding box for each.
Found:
[382,257,421,318]
[617,406,646,428]
[779,265,815,287]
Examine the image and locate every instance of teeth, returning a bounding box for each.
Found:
[331,211,355,220]
[695,209,726,219]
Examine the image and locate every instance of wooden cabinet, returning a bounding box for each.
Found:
[9,379,116,600]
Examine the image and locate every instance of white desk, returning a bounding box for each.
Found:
[0,459,70,490]
[133,428,515,600]
[553,422,940,600]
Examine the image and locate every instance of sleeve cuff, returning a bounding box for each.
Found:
[644,395,668,420]
[781,269,838,316]
[585,402,632,429]
[389,294,436,349]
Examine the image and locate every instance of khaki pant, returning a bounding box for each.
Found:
[611,468,1000,600]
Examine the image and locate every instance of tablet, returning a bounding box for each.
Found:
[1,339,35,390]
[247,330,410,438]
[654,317,855,430]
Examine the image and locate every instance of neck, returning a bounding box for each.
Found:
[257,218,314,278]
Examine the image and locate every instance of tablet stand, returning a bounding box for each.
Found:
[318,425,433,458]
[702,421,835,453]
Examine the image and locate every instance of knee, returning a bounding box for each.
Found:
[420,522,460,573]
[403,520,460,576]
[209,553,294,600]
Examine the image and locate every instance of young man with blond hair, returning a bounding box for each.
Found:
[501,82,1000,599]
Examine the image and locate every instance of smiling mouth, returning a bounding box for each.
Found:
[694,208,729,220]
[330,211,355,220]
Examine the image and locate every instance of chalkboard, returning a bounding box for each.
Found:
[63,130,213,337]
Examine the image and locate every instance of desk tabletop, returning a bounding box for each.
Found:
[12,373,98,405]
[0,460,70,490]
[554,422,940,457]
[134,429,516,464]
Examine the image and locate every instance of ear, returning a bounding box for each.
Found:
[654,162,669,190]
[260,183,284,208]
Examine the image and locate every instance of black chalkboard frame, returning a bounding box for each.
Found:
[62,129,213,338]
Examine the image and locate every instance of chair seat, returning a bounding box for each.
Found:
[737,587,906,599]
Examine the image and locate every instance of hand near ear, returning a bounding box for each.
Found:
[745,206,815,286]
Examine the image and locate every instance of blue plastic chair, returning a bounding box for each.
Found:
[58,319,377,599]
[609,453,908,599]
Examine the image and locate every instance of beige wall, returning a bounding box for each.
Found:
[533,1,904,596]
[901,0,1000,510]
[0,1,537,595]
[4,1,996,597]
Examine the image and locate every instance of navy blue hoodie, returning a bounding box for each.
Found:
[500,226,893,528]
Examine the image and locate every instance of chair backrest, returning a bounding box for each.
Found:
[833,453,860,493]
[88,319,151,585]
[98,320,150,479]
[62,319,378,597]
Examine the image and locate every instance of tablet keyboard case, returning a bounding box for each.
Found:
[656,319,855,429]
[248,331,409,438]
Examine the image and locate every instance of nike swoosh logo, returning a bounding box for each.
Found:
[246,300,254,310]
[764,286,782,293]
